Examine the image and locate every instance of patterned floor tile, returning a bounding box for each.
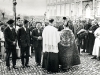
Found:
[0,52,100,75]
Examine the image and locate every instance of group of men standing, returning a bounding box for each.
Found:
[4,19,31,70]
[4,18,44,71]
[3,18,43,71]
[74,19,99,58]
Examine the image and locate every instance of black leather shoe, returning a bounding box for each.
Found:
[22,65,25,68]
[81,51,85,53]
[25,64,30,67]
[88,53,92,55]
[37,63,41,66]
[91,56,97,59]
[36,63,41,66]
[13,66,18,69]
[7,67,11,71]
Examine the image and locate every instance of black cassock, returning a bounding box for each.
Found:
[87,25,99,55]
[84,23,92,53]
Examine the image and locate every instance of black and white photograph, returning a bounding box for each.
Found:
[0,0,100,75]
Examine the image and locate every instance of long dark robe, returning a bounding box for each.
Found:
[84,23,92,52]
[42,52,59,72]
[88,25,99,54]
[58,28,80,70]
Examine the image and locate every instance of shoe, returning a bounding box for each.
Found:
[88,53,92,55]
[25,64,30,67]
[13,66,18,69]
[22,65,25,68]
[91,56,97,59]
[36,63,41,66]
[97,57,100,61]
[7,67,11,71]
[81,51,85,53]
[38,63,41,66]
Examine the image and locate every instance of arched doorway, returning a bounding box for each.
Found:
[85,4,91,18]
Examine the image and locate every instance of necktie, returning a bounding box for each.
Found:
[24,28,26,31]
[38,29,40,33]
[11,28,13,31]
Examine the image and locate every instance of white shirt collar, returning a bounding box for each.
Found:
[23,26,26,31]
[8,26,13,30]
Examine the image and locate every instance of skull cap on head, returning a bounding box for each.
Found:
[24,19,29,24]
[7,19,14,24]
[63,17,67,20]
[49,19,54,23]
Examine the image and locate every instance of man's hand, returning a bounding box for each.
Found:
[13,41,16,45]
[89,31,92,33]
[37,36,42,40]
[96,33,99,36]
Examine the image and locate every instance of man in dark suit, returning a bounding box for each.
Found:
[17,19,30,68]
[29,22,36,53]
[32,22,42,66]
[4,19,17,70]
[58,17,67,31]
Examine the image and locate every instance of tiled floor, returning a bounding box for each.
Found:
[0,52,100,75]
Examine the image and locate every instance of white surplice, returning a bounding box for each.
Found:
[0,30,5,46]
[42,25,60,53]
[92,27,100,57]
[16,26,21,57]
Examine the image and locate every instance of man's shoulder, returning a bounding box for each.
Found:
[92,25,99,30]
[59,25,63,28]
[5,26,9,29]
[32,28,37,31]
[18,27,24,30]
[4,26,9,31]
[29,27,34,31]
[58,25,64,30]
[19,27,23,29]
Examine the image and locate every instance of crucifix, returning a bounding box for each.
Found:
[13,0,17,28]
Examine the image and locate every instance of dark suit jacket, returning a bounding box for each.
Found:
[89,25,99,33]
[17,27,30,47]
[32,28,42,48]
[84,23,92,30]
[4,27,17,48]
[58,25,64,31]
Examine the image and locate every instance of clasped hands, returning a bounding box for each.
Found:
[89,31,92,33]
[37,36,42,40]
[13,41,16,45]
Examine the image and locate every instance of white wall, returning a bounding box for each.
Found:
[57,5,61,16]
[65,4,70,16]
[97,1,100,16]
[61,4,65,16]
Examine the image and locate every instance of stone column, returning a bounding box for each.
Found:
[80,0,82,20]
[69,3,71,19]
[55,0,57,16]
[93,0,96,18]
[64,4,66,16]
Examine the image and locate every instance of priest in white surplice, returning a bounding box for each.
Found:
[92,22,100,60]
[42,19,60,72]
